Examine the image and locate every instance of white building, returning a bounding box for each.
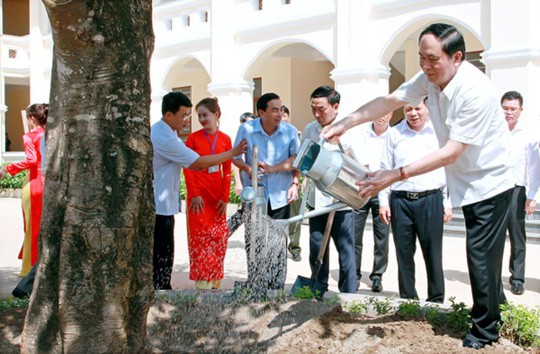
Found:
[2,0,539,163]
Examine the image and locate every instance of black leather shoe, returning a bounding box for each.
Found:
[462,338,485,349]
[292,253,302,262]
[510,281,524,295]
[371,278,383,293]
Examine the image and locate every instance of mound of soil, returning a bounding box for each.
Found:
[0,297,524,353]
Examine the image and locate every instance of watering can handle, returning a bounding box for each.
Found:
[318,137,345,154]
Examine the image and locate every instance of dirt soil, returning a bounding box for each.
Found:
[0,297,527,353]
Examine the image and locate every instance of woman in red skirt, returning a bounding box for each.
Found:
[184,98,232,289]
[0,103,47,276]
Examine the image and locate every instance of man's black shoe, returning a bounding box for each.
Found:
[510,281,524,295]
[292,253,302,262]
[371,278,383,293]
[462,338,485,349]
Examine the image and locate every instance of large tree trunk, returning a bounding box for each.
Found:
[22,1,155,352]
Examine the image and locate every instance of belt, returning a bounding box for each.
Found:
[392,188,440,200]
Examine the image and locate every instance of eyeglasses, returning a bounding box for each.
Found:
[502,107,520,113]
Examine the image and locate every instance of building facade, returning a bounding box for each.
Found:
[1,0,539,163]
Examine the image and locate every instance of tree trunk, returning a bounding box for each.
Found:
[22,1,155,352]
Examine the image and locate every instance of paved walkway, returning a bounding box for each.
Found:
[1,197,539,309]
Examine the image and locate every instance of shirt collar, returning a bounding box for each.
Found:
[252,117,283,137]
[441,61,471,100]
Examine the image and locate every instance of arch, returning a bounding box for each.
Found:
[241,38,333,78]
[379,14,486,66]
[159,54,210,91]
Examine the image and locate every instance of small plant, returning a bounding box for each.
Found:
[235,286,253,300]
[500,302,540,349]
[0,296,30,311]
[368,296,394,315]
[396,299,420,318]
[323,294,341,305]
[346,300,368,316]
[445,297,470,333]
[424,305,446,327]
[292,286,319,300]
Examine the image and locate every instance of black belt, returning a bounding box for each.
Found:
[392,188,440,200]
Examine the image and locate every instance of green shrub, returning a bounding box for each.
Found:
[500,302,540,349]
[0,296,29,311]
[0,163,27,190]
[368,296,394,315]
[396,299,420,318]
[346,300,368,316]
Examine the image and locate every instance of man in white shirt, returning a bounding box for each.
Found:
[501,91,539,295]
[351,113,391,293]
[379,100,452,303]
[151,92,246,290]
[322,23,514,349]
[302,86,357,293]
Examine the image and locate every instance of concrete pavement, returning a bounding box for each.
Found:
[1,197,539,309]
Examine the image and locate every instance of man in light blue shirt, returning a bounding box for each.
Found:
[233,92,301,291]
[151,92,246,290]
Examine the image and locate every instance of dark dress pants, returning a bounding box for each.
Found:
[245,202,289,291]
[507,186,526,283]
[390,190,445,303]
[153,214,175,290]
[309,210,357,293]
[463,188,512,345]
[354,196,390,281]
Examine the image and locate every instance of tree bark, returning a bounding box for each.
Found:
[22,1,155,352]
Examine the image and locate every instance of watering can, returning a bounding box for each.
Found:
[293,138,370,211]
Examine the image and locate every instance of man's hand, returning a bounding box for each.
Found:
[321,120,347,144]
[356,169,400,199]
[443,207,453,223]
[258,162,274,175]
[287,184,299,203]
[216,200,227,216]
[189,196,204,215]
[379,206,391,225]
[525,199,537,215]
[231,139,248,156]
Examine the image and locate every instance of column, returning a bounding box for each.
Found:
[332,0,391,117]
[483,0,540,129]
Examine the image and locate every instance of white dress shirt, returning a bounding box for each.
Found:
[151,119,199,216]
[508,120,540,201]
[393,61,514,207]
[350,123,388,172]
[378,119,451,208]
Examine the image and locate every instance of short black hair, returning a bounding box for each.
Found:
[162,92,192,116]
[420,23,466,61]
[501,91,523,107]
[310,86,340,105]
[281,105,290,115]
[239,112,255,123]
[256,93,280,113]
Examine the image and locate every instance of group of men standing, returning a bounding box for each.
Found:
[150,22,538,351]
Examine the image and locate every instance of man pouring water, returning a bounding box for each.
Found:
[322,23,513,350]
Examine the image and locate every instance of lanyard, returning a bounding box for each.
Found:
[204,130,218,155]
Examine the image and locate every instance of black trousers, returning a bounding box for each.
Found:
[507,186,527,283]
[153,214,175,290]
[354,196,390,281]
[309,210,357,293]
[390,190,445,303]
[245,202,289,290]
[463,188,512,345]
